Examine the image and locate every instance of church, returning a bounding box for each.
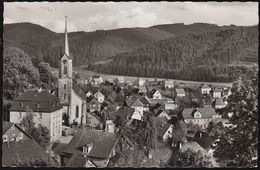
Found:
[58,16,87,126]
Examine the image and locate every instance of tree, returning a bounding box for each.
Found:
[3,47,41,100]
[15,155,57,167]
[20,112,51,149]
[38,62,58,89]
[171,119,187,145]
[213,79,257,167]
[169,149,213,167]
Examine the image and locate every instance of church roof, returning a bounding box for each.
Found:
[72,83,87,101]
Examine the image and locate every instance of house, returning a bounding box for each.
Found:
[138,86,148,94]
[126,80,133,86]
[178,141,207,154]
[150,89,162,99]
[157,123,173,142]
[154,110,171,120]
[59,129,118,167]
[214,98,227,109]
[2,121,58,167]
[105,78,114,85]
[86,97,100,112]
[2,121,31,142]
[201,84,212,95]
[212,88,223,98]
[114,107,135,126]
[9,90,63,142]
[164,80,174,89]
[164,103,178,110]
[175,88,185,97]
[115,76,125,84]
[223,88,232,98]
[138,78,146,87]
[94,91,105,103]
[92,75,103,85]
[181,108,218,129]
[194,131,214,152]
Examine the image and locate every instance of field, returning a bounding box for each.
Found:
[74,67,233,88]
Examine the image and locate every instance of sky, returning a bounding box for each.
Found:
[4,1,259,33]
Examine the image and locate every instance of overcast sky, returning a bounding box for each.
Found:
[4,2,258,33]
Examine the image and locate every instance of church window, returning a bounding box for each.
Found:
[64,84,67,89]
[64,94,67,100]
[76,105,79,118]
[64,66,68,75]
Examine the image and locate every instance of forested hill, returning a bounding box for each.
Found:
[4,22,230,67]
[91,25,258,82]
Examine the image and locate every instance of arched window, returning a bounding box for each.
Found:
[64,65,68,75]
[76,105,79,118]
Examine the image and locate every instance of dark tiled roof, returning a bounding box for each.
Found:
[85,86,98,94]
[215,98,226,106]
[194,131,214,151]
[9,91,62,113]
[2,140,58,167]
[115,107,135,120]
[72,82,86,100]
[2,121,14,134]
[139,97,150,106]
[61,129,118,159]
[157,123,172,138]
[182,108,216,119]
[65,153,86,167]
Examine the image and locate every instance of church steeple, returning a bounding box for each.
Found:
[65,15,69,57]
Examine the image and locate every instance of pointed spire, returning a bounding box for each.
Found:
[64,15,69,57]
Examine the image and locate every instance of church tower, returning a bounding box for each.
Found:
[58,16,73,119]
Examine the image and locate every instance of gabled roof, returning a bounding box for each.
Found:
[2,121,32,139]
[213,88,223,93]
[61,53,72,60]
[176,88,185,94]
[125,95,140,106]
[215,98,226,106]
[194,131,214,151]
[182,108,216,119]
[116,76,124,82]
[2,140,58,167]
[73,82,87,101]
[131,99,143,107]
[65,153,96,167]
[157,123,172,138]
[150,89,160,96]
[9,91,62,113]
[164,80,174,85]
[139,96,150,106]
[61,129,118,159]
[180,141,206,153]
[2,121,14,134]
[85,86,98,94]
[86,96,98,104]
[201,84,211,89]
[115,107,135,120]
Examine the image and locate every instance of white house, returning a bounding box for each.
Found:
[94,91,105,103]
[138,78,146,87]
[150,89,162,99]
[175,88,185,97]
[164,80,174,89]
[201,84,212,95]
[92,75,103,85]
[9,90,63,142]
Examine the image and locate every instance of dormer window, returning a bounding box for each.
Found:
[82,143,93,155]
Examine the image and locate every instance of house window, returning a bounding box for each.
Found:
[76,105,79,118]
[64,84,67,89]
[19,133,23,139]
[3,135,7,142]
[64,94,67,100]
[20,102,24,107]
[19,112,22,118]
[39,113,43,119]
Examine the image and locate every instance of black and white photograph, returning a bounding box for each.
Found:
[2,1,258,168]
